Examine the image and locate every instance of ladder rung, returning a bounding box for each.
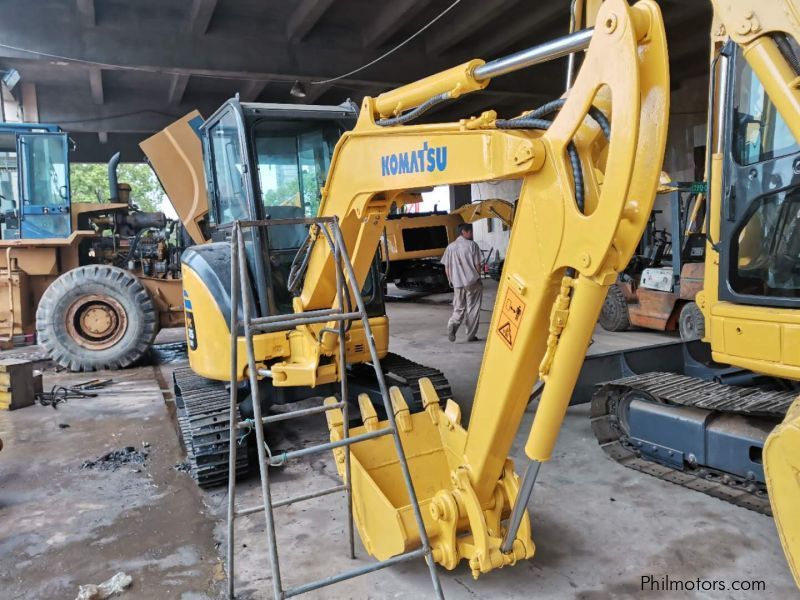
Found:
[249,307,342,327]
[238,400,345,428]
[235,484,347,518]
[267,427,392,465]
[283,548,427,598]
[252,311,362,333]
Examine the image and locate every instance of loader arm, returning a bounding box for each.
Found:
[275,0,669,576]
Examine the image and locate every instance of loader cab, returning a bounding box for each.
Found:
[201,98,384,317]
[0,123,71,241]
[718,44,800,306]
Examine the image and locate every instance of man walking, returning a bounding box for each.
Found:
[440,223,483,342]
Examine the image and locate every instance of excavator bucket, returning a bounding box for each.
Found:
[764,395,800,587]
[325,380,533,577]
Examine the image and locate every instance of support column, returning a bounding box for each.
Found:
[449,185,471,211]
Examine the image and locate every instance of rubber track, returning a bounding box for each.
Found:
[173,367,249,489]
[380,352,453,407]
[589,374,790,516]
[173,353,451,489]
[602,372,795,416]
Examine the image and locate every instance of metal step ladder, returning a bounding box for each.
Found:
[224,217,444,599]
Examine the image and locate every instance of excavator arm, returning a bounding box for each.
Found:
[267,0,669,576]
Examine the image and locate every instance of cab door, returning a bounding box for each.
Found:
[719,47,800,307]
[16,132,72,239]
[201,101,272,316]
[709,45,800,378]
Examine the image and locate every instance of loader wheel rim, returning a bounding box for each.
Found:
[65,294,128,350]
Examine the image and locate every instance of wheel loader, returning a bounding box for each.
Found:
[0,122,189,371]
[174,0,800,594]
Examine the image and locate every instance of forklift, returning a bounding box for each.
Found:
[598,181,708,340]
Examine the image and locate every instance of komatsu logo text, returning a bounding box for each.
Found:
[381,142,447,176]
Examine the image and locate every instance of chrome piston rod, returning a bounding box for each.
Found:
[473,28,593,81]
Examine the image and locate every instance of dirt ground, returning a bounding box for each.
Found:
[0,281,796,599]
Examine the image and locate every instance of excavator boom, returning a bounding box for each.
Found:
[278,0,669,575]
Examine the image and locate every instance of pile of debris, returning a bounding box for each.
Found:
[81,446,149,471]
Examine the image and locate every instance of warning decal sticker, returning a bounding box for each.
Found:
[496,288,526,349]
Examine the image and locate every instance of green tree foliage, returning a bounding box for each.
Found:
[70,163,165,212]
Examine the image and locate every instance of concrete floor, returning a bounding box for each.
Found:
[0,280,796,599]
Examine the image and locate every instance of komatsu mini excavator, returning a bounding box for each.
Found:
[176,0,800,592]
[155,101,453,487]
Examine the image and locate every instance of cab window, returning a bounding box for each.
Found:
[731,191,800,297]
[207,110,249,224]
[732,56,799,165]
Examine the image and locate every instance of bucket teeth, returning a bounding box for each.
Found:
[324,396,346,471]
[324,396,343,432]
[419,377,441,408]
[357,393,379,431]
[444,398,462,428]
[419,377,442,424]
[389,387,413,433]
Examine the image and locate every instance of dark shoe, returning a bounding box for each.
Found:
[447,324,457,342]
[467,336,481,342]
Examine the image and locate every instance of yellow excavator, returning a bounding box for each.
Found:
[322,197,515,298]
[175,0,799,591]
[382,199,514,294]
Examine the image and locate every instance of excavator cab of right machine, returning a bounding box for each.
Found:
[765,397,800,586]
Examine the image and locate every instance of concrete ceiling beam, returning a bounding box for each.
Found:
[76,0,95,27]
[287,0,336,42]
[426,0,520,56]
[167,74,190,105]
[363,0,433,49]
[239,79,269,102]
[189,0,217,35]
[89,67,104,104]
[472,3,565,61]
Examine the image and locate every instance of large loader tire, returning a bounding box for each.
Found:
[598,283,630,332]
[36,266,158,371]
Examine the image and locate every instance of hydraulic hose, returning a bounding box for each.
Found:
[496,117,585,212]
[511,98,610,138]
[376,92,453,127]
[775,33,800,75]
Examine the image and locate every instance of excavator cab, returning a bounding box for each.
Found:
[707,41,800,585]
[199,99,384,318]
